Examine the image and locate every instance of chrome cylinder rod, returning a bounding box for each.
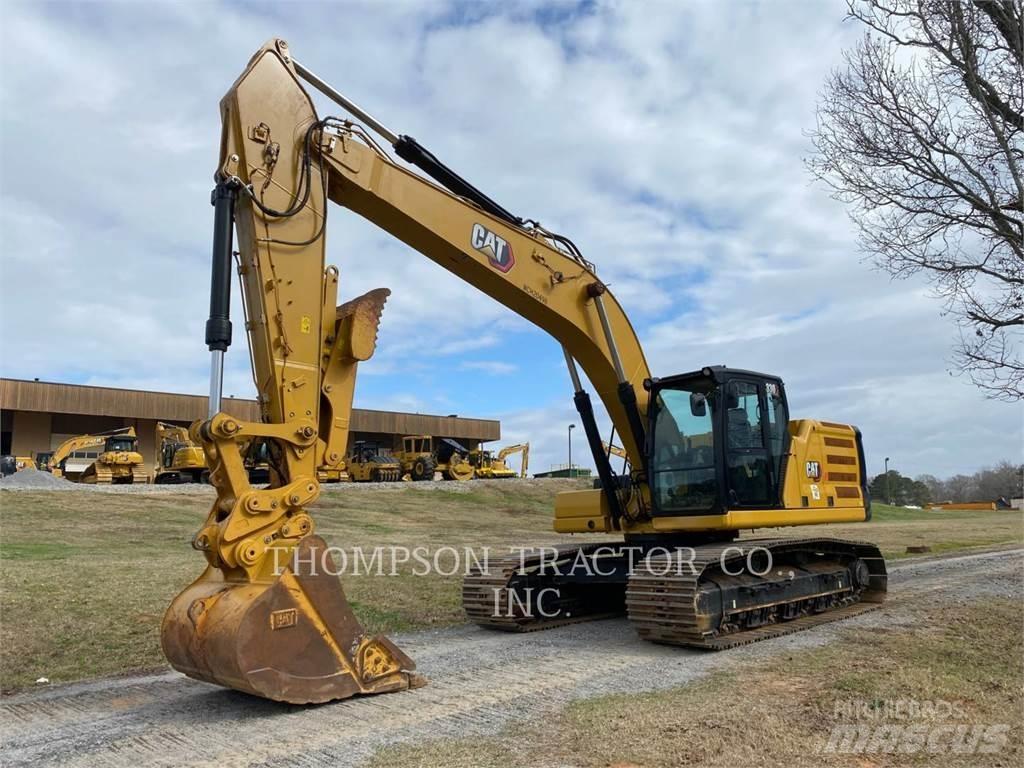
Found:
[208,350,224,418]
[563,347,584,393]
[592,294,627,384]
[292,59,399,145]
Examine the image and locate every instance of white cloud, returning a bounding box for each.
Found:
[460,361,518,375]
[0,0,1018,483]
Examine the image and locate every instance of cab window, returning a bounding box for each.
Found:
[724,380,788,508]
[764,381,787,487]
[106,437,136,452]
[724,380,768,506]
[650,382,717,513]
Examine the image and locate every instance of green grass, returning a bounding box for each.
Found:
[0,542,76,560]
[0,486,1020,691]
[870,502,947,521]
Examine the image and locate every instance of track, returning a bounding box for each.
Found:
[1,547,1020,768]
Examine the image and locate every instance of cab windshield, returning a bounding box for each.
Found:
[650,379,717,513]
[106,437,136,452]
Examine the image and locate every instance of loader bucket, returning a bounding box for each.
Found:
[161,535,420,704]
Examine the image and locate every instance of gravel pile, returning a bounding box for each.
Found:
[0,468,75,490]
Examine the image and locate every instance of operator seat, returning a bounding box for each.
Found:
[727,407,755,449]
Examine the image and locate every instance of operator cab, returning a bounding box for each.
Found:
[104,435,138,453]
[352,441,387,463]
[647,366,789,516]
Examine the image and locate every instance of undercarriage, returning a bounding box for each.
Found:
[464,538,887,648]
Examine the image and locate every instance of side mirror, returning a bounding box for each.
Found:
[690,392,707,417]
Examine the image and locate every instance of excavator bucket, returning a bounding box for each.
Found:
[162,535,421,704]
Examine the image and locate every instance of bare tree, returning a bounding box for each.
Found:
[808,1,1023,400]
[943,472,977,501]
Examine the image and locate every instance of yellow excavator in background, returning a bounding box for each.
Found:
[470,443,530,479]
[48,427,147,484]
[602,441,629,461]
[154,422,207,484]
[162,40,885,705]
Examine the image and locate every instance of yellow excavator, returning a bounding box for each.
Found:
[48,427,147,484]
[162,40,885,705]
[470,443,530,479]
[154,422,207,484]
[602,441,629,461]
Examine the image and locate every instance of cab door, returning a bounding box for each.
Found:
[723,379,788,508]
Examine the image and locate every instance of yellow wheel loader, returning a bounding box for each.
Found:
[48,428,147,484]
[395,435,475,481]
[346,441,402,482]
[469,443,529,479]
[162,39,886,706]
[154,422,207,484]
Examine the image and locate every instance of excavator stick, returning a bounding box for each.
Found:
[162,536,417,704]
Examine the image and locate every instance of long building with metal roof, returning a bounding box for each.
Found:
[0,378,500,472]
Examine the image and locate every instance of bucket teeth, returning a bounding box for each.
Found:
[162,535,419,704]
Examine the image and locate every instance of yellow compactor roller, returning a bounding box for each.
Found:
[161,39,886,705]
[346,441,402,483]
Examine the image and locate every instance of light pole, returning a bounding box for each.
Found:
[568,424,576,478]
[884,456,891,505]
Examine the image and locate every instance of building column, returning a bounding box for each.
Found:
[11,411,52,458]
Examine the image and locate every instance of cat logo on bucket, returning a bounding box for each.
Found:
[471,223,515,272]
[270,608,298,630]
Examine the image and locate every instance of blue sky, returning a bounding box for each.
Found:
[1,0,1019,478]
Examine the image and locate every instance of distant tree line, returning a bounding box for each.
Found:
[869,461,1022,506]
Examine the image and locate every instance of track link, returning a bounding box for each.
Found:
[626,538,887,649]
[463,542,625,632]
